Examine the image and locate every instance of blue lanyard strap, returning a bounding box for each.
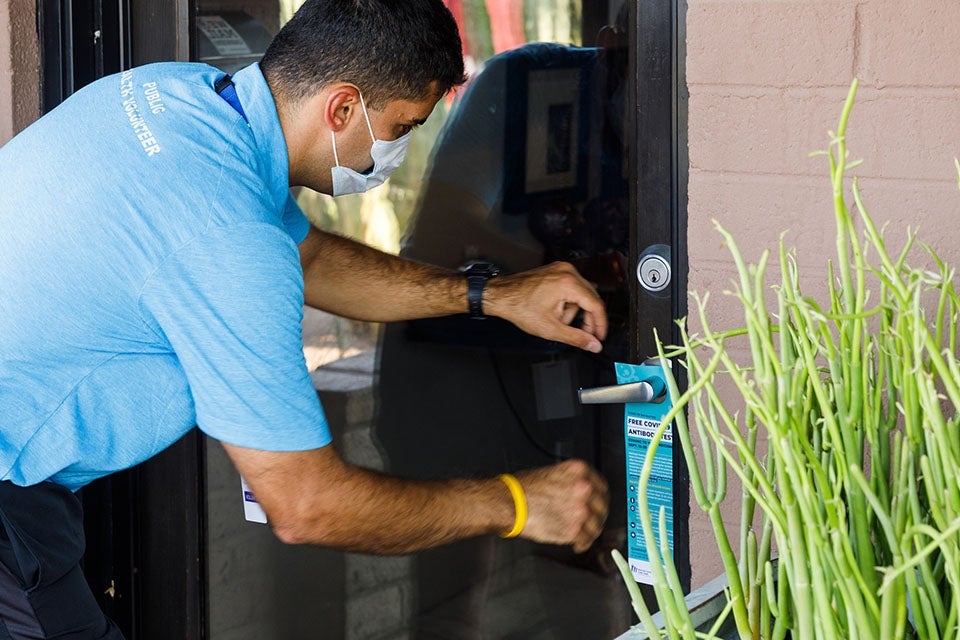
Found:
[214,74,248,123]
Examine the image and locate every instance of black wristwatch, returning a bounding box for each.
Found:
[462,261,500,319]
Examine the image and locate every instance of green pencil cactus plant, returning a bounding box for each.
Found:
[614,79,960,639]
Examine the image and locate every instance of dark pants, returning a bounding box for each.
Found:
[0,481,123,640]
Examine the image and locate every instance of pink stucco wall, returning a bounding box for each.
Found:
[0,0,39,145]
[685,0,960,588]
[0,0,13,143]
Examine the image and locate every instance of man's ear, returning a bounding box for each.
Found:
[323,85,362,133]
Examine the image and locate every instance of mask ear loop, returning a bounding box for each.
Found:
[356,90,378,143]
[330,88,376,169]
[330,130,342,167]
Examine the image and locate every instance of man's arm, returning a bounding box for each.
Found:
[298,227,608,352]
[223,442,608,554]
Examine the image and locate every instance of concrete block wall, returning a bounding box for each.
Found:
[685,0,960,588]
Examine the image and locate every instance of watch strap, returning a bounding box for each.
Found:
[467,274,487,318]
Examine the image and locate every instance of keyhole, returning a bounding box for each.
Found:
[637,245,671,294]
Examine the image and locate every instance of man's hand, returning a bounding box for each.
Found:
[483,261,608,353]
[515,459,609,553]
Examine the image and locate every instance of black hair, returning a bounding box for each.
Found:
[261,0,466,109]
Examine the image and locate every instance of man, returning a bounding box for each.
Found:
[0,0,609,636]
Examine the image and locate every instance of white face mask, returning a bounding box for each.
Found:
[330,92,411,196]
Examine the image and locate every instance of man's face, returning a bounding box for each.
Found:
[301,86,441,194]
[348,93,438,173]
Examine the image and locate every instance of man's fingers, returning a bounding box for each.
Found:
[572,503,608,553]
[575,482,610,552]
[559,302,580,326]
[484,261,609,352]
[552,324,603,353]
[578,309,608,342]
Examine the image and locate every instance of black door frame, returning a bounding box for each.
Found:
[629,0,690,592]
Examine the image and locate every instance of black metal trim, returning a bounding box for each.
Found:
[38,0,132,113]
[38,0,66,112]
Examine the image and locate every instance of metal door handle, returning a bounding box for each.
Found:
[578,379,665,405]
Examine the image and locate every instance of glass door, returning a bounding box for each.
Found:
[369,2,665,637]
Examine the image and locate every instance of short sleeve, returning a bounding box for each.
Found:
[138,223,330,451]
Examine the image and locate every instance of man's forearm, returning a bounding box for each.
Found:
[279,467,515,553]
[223,442,608,554]
[299,226,609,352]
[299,227,468,321]
[224,443,514,553]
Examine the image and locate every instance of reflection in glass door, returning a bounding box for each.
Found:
[372,3,635,638]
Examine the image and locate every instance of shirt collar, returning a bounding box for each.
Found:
[230,63,292,199]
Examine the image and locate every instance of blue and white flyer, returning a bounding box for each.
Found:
[615,361,673,584]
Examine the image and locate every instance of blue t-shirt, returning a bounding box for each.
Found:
[0,62,331,491]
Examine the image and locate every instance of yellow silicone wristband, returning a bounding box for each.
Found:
[498,473,527,538]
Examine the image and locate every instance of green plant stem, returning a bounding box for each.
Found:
[630,77,960,640]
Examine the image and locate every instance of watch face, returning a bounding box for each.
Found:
[463,261,500,278]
